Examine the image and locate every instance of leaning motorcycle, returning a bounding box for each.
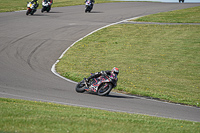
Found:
[41,0,52,13]
[85,0,93,13]
[76,73,116,96]
[179,0,184,3]
[26,2,37,15]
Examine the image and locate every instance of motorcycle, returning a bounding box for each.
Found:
[85,0,93,13]
[41,0,52,13]
[76,73,117,96]
[26,2,37,15]
[179,0,184,3]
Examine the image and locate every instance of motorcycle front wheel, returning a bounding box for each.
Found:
[26,10,30,15]
[97,83,112,96]
[75,80,86,93]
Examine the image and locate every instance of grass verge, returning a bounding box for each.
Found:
[134,6,200,23]
[1,98,200,133]
[56,6,200,107]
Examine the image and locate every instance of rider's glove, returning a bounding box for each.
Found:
[86,78,89,82]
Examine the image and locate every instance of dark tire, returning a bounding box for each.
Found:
[41,7,44,13]
[75,80,86,93]
[26,10,29,15]
[97,83,112,96]
[31,9,36,15]
[47,6,51,12]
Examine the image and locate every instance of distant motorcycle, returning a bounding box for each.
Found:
[76,73,117,96]
[41,0,52,13]
[26,2,37,15]
[179,0,184,3]
[85,0,93,13]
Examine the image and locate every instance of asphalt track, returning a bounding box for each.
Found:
[0,2,200,122]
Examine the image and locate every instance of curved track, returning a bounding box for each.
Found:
[0,2,200,122]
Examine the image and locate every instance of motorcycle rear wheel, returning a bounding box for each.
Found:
[97,83,112,96]
[47,7,51,12]
[75,80,86,93]
[41,7,44,13]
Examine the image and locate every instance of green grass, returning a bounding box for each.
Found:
[134,6,200,23]
[1,98,200,133]
[0,0,118,13]
[56,6,200,107]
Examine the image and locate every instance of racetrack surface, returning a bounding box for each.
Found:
[0,2,200,122]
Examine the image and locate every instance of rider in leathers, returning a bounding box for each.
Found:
[85,0,95,10]
[43,0,53,10]
[43,0,53,5]
[31,0,39,8]
[85,67,119,88]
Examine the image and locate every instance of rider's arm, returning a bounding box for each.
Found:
[104,70,111,75]
[87,70,110,81]
[87,72,101,81]
[93,72,101,77]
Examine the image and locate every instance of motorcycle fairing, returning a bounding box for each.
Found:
[85,75,111,92]
[27,2,35,9]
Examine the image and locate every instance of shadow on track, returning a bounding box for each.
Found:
[88,11,103,13]
[47,11,63,13]
[107,94,140,99]
[83,91,140,99]
[29,14,48,16]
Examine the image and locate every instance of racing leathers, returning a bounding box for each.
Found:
[31,0,39,8]
[85,0,95,10]
[43,0,53,5]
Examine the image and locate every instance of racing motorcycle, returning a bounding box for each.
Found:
[179,0,184,3]
[76,73,117,96]
[26,2,37,15]
[41,0,52,13]
[85,0,93,13]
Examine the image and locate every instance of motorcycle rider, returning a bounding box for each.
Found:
[179,0,184,3]
[85,67,119,88]
[43,0,53,5]
[31,0,39,8]
[42,0,53,10]
[85,0,95,10]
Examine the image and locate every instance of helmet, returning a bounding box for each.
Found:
[112,67,119,75]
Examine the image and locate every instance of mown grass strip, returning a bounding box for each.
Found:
[134,6,200,23]
[1,98,200,133]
